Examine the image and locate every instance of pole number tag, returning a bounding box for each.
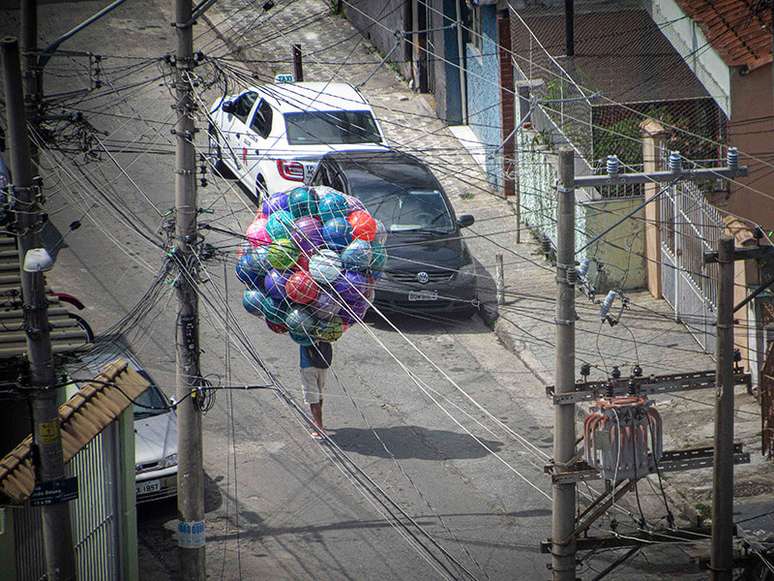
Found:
[177,519,206,548]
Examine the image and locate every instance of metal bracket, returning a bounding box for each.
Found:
[546,370,751,405]
[544,444,750,484]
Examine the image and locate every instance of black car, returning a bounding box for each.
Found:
[310,150,477,315]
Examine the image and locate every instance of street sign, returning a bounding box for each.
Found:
[274,73,295,84]
[30,476,78,506]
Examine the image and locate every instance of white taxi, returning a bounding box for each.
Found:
[208,82,388,202]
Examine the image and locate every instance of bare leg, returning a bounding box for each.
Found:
[310,402,323,431]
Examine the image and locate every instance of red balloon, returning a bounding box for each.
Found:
[266,320,288,334]
[296,253,310,272]
[347,210,377,241]
[285,271,319,304]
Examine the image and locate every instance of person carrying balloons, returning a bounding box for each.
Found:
[300,340,333,440]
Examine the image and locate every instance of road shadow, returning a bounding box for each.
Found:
[364,304,489,336]
[330,425,503,460]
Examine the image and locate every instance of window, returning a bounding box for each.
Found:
[356,187,454,234]
[233,91,258,124]
[468,4,483,53]
[284,111,382,145]
[312,164,330,186]
[250,100,273,138]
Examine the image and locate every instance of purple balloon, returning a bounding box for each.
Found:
[310,291,342,321]
[262,192,289,215]
[264,269,289,301]
[343,194,367,214]
[333,275,364,304]
[339,297,369,325]
[290,216,324,255]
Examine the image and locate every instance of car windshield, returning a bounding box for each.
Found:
[284,111,381,145]
[133,370,168,419]
[359,189,455,234]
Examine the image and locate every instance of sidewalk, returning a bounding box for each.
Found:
[205,0,773,543]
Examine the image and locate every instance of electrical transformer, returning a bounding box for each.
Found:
[583,396,663,482]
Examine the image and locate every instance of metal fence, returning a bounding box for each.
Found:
[510,8,594,164]
[13,423,122,581]
[660,176,723,352]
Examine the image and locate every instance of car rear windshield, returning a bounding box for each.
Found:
[284,111,381,145]
[359,189,454,234]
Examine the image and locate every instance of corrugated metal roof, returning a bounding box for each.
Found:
[0,233,90,358]
[674,0,772,70]
[0,359,150,504]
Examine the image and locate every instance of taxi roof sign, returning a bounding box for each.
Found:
[274,73,295,84]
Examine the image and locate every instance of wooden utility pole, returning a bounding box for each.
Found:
[710,235,736,580]
[564,0,574,57]
[1,37,76,581]
[552,148,576,580]
[292,43,304,82]
[173,0,205,577]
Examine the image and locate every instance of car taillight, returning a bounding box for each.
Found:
[276,159,305,182]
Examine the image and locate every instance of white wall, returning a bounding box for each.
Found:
[651,0,731,116]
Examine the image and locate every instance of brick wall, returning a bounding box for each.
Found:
[497,9,515,197]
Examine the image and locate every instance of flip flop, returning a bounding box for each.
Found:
[310,431,324,441]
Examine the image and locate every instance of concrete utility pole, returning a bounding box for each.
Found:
[710,235,736,581]
[20,0,41,145]
[552,148,576,581]
[1,37,76,581]
[173,0,205,578]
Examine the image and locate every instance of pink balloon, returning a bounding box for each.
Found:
[246,217,271,247]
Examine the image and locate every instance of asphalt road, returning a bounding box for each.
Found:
[0,1,704,579]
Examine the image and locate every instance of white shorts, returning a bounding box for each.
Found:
[301,367,327,404]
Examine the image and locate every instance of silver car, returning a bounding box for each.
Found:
[75,342,178,503]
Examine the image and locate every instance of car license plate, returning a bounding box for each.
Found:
[408,290,438,302]
[136,479,161,495]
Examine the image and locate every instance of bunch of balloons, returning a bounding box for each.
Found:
[235,186,388,346]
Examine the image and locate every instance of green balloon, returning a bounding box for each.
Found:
[268,238,299,270]
[315,317,343,342]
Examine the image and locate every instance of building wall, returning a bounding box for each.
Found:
[727,64,774,230]
[650,0,731,115]
[582,198,647,291]
[343,0,413,80]
[432,0,463,125]
[466,5,504,189]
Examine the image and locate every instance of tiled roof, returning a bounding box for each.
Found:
[0,359,150,503]
[674,0,772,70]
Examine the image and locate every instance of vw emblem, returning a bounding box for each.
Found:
[416,271,430,284]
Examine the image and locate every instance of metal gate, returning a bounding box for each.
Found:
[660,178,723,352]
[13,423,122,581]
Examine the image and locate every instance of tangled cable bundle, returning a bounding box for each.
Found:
[235,185,388,345]
[583,396,663,482]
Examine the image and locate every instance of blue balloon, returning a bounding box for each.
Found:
[318,192,349,222]
[370,241,387,272]
[262,191,289,215]
[288,186,318,219]
[322,216,352,251]
[266,210,295,240]
[265,269,290,301]
[340,239,372,271]
[285,307,318,336]
[243,289,265,316]
[236,255,262,288]
[260,294,286,324]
